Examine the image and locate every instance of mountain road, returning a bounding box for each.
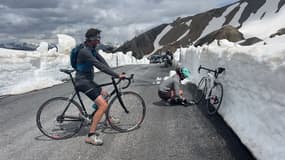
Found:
[0,64,255,160]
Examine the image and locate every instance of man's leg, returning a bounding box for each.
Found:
[170,90,175,98]
[168,90,179,105]
[89,95,108,133]
[178,89,195,106]
[179,89,183,97]
[85,95,108,145]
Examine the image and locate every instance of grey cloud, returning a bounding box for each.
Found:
[1,0,59,8]
[0,0,236,44]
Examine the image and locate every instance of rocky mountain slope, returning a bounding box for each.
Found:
[116,0,285,58]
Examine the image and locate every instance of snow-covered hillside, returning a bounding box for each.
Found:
[117,0,285,58]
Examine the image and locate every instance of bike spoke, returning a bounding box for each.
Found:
[107,91,146,132]
[36,97,84,140]
[207,83,223,115]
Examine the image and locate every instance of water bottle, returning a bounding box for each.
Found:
[92,103,98,111]
[91,95,108,111]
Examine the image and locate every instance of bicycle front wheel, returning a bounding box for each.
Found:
[194,77,207,104]
[36,97,84,140]
[207,82,223,115]
[107,91,146,132]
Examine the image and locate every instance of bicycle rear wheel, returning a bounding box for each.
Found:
[36,97,84,140]
[207,82,223,115]
[107,91,146,132]
[194,77,207,104]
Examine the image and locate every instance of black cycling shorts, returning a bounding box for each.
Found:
[158,90,171,101]
[75,79,102,101]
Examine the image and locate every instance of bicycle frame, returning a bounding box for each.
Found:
[204,72,216,100]
[36,69,143,139]
[198,65,225,100]
[59,69,133,120]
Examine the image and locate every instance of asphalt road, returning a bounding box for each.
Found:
[0,64,255,160]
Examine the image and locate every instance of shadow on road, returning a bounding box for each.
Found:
[185,83,256,160]
[34,135,54,141]
[34,121,123,142]
[153,100,192,108]
[153,100,169,107]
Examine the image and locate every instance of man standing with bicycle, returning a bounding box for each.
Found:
[74,28,125,145]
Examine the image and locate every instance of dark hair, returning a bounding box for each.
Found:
[176,67,190,80]
[176,67,183,78]
[85,28,101,39]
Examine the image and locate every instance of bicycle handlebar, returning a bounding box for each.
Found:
[60,69,134,89]
[112,74,134,89]
[198,65,216,74]
[198,65,226,78]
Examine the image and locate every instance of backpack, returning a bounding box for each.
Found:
[70,43,84,69]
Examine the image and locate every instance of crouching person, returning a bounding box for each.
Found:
[158,67,194,106]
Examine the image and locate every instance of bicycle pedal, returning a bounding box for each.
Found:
[209,96,218,104]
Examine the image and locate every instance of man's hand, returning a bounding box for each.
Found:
[180,96,186,101]
[119,73,126,79]
[101,90,109,97]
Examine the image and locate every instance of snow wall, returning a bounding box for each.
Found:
[177,41,285,160]
[0,34,149,96]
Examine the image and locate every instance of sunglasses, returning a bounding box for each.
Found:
[87,35,101,41]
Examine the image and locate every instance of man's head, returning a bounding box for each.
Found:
[176,67,190,80]
[85,28,101,46]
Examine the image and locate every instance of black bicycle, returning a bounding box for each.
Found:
[36,69,146,140]
[193,65,225,115]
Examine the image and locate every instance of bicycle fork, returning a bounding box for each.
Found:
[113,79,129,114]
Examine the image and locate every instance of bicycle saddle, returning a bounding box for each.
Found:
[60,69,75,74]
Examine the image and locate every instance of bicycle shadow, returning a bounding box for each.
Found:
[34,135,54,141]
[34,119,142,141]
[75,122,122,136]
[152,100,190,108]
[34,121,115,141]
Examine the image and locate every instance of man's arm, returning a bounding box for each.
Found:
[95,52,110,67]
[80,49,119,78]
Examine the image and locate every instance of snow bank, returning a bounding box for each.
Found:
[57,34,76,54]
[0,34,149,96]
[178,39,285,160]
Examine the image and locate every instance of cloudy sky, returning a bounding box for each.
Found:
[0,0,236,45]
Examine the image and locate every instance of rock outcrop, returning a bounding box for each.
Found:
[270,28,285,38]
[239,37,263,46]
[194,25,244,47]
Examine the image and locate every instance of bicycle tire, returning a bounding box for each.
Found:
[106,91,146,132]
[207,82,223,115]
[194,77,207,104]
[36,97,84,140]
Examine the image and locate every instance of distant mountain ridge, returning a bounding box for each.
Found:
[114,24,167,58]
[0,42,57,51]
[0,42,39,51]
[116,0,285,58]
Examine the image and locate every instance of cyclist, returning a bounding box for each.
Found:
[74,28,125,145]
[158,67,194,105]
[162,50,173,67]
[166,50,173,61]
